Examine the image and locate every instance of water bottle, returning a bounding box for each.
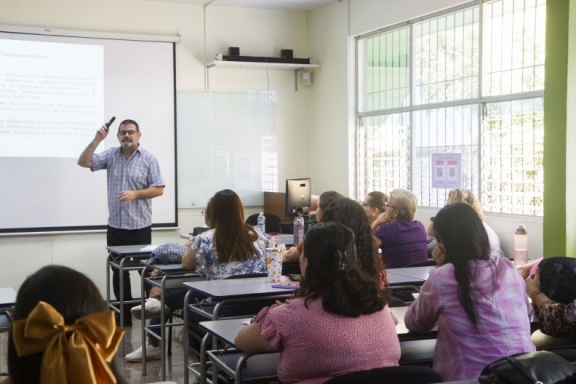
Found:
[257,212,266,233]
[514,224,528,266]
[293,216,304,246]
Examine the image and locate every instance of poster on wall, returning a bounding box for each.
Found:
[431,153,461,189]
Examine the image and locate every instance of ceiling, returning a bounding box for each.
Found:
[137,0,340,12]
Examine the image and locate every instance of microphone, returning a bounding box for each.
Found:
[104,116,116,131]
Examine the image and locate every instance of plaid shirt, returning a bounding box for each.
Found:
[92,145,164,229]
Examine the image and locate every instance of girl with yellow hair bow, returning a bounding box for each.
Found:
[4,265,126,384]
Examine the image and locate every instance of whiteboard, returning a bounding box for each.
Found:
[177,91,276,208]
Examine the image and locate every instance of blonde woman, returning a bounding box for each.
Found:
[427,189,503,259]
[372,189,427,268]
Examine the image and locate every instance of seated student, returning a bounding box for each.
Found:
[405,203,535,381]
[126,188,269,362]
[362,191,387,229]
[3,265,126,384]
[372,189,428,268]
[131,199,215,318]
[426,188,504,258]
[526,266,576,339]
[322,198,387,288]
[235,222,401,384]
[282,191,343,262]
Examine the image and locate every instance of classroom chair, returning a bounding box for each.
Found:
[531,329,576,362]
[187,273,275,356]
[322,365,443,384]
[245,213,281,233]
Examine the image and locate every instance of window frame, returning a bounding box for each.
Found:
[354,0,545,217]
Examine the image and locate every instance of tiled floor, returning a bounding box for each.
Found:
[0,317,199,384]
[118,318,199,383]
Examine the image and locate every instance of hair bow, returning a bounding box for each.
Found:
[12,301,125,384]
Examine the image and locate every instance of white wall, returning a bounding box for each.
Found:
[0,0,313,296]
[308,1,351,196]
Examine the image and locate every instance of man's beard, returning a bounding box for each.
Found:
[121,140,133,149]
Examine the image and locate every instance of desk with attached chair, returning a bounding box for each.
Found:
[192,306,439,384]
[106,244,158,336]
[182,277,294,384]
[139,263,203,380]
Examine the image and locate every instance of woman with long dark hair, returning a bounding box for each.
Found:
[322,198,387,288]
[235,222,400,384]
[182,188,267,277]
[426,188,504,258]
[126,189,269,362]
[404,203,534,381]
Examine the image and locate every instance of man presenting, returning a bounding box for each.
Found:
[78,119,165,327]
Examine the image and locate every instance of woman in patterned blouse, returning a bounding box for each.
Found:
[182,188,268,278]
[526,268,576,339]
[126,189,269,363]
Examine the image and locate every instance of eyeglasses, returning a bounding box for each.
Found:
[118,130,138,136]
[385,202,397,209]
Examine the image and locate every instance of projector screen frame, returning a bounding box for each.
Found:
[0,24,180,234]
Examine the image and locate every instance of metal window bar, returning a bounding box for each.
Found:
[355,0,545,216]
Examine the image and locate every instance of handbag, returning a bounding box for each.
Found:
[479,350,576,384]
[539,257,576,305]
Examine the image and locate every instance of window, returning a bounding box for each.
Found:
[356,0,545,216]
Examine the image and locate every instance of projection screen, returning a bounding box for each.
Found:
[0,25,178,233]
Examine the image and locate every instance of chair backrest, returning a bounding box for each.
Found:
[246,213,282,233]
[323,365,443,384]
[192,226,211,236]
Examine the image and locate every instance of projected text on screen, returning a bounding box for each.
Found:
[0,39,104,158]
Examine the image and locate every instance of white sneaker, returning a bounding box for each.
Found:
[131,298,169,320]
[125,343,162,363]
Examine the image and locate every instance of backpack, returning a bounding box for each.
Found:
[539,257,576,305]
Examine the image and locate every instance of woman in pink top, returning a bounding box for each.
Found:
[235,222,401,384]
[405,203,535,381]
